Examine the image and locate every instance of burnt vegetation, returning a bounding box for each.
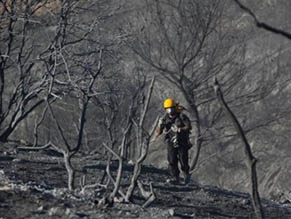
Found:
[1,0,291,218]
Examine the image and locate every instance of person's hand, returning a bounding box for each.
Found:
[171,124,181,133]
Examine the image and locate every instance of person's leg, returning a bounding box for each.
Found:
[167,144,179,183]
[178,145,189,173]
[178,145,190,184]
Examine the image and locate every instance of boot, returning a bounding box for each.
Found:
[183,172,191,185]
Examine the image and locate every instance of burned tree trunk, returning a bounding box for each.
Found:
[64,152,75,191]
[125,77,156,201]
[214,78,264,219]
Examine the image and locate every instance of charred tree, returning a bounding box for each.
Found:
[214,78,264,219]
[125,77,156,201]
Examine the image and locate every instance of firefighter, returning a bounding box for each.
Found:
[156,98,192,184]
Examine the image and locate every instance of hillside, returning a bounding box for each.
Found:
[1,145,291,219]
[1,0,291,218]
[143,0,291,202]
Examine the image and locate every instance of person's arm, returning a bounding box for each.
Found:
[179,125,191,132]
[179,114,192,132]
[156,126,163,135]
[155,117,165,136]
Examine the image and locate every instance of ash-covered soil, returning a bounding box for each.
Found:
[0,146,291,219]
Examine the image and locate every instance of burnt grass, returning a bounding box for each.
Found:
[0,146,291,219]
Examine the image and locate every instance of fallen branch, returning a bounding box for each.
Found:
[137,181,156,208]
[80,175,107,194]
[104,160,127,200]
[17,141,64,154]
[17,142,52,151]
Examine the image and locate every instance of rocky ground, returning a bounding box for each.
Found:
[0,145,291,219]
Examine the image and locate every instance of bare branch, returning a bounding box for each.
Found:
[46,99,71,151]
[233,0,291,40]
[125,78,155,201]
[104,157,127,200]
[139,76,155,127]
[17,142,53,151]
[137,181,156,208]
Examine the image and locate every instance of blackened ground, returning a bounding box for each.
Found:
[0,147,291,219]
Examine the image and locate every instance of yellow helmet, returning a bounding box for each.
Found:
[163,98,176,109]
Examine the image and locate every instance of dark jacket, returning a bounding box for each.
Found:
[159,113,191,147]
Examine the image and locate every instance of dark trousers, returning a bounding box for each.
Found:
[167,143,189,178]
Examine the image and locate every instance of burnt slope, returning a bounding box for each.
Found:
[0,149,291,219]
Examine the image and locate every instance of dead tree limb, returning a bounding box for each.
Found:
[189,135,202,173]
[233,0,291,40]
[104,158,127,200]
[103,142,124,201]
[137,181,156,208]
[63,152,75,191]
[139,77,155,128]
[17,142,52,151]
[125,116,159,202]
[102,121,132,201]
[33,105,49,147]
[214,78,264,219]
[80,175,107,194]
[125,77,156,201]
